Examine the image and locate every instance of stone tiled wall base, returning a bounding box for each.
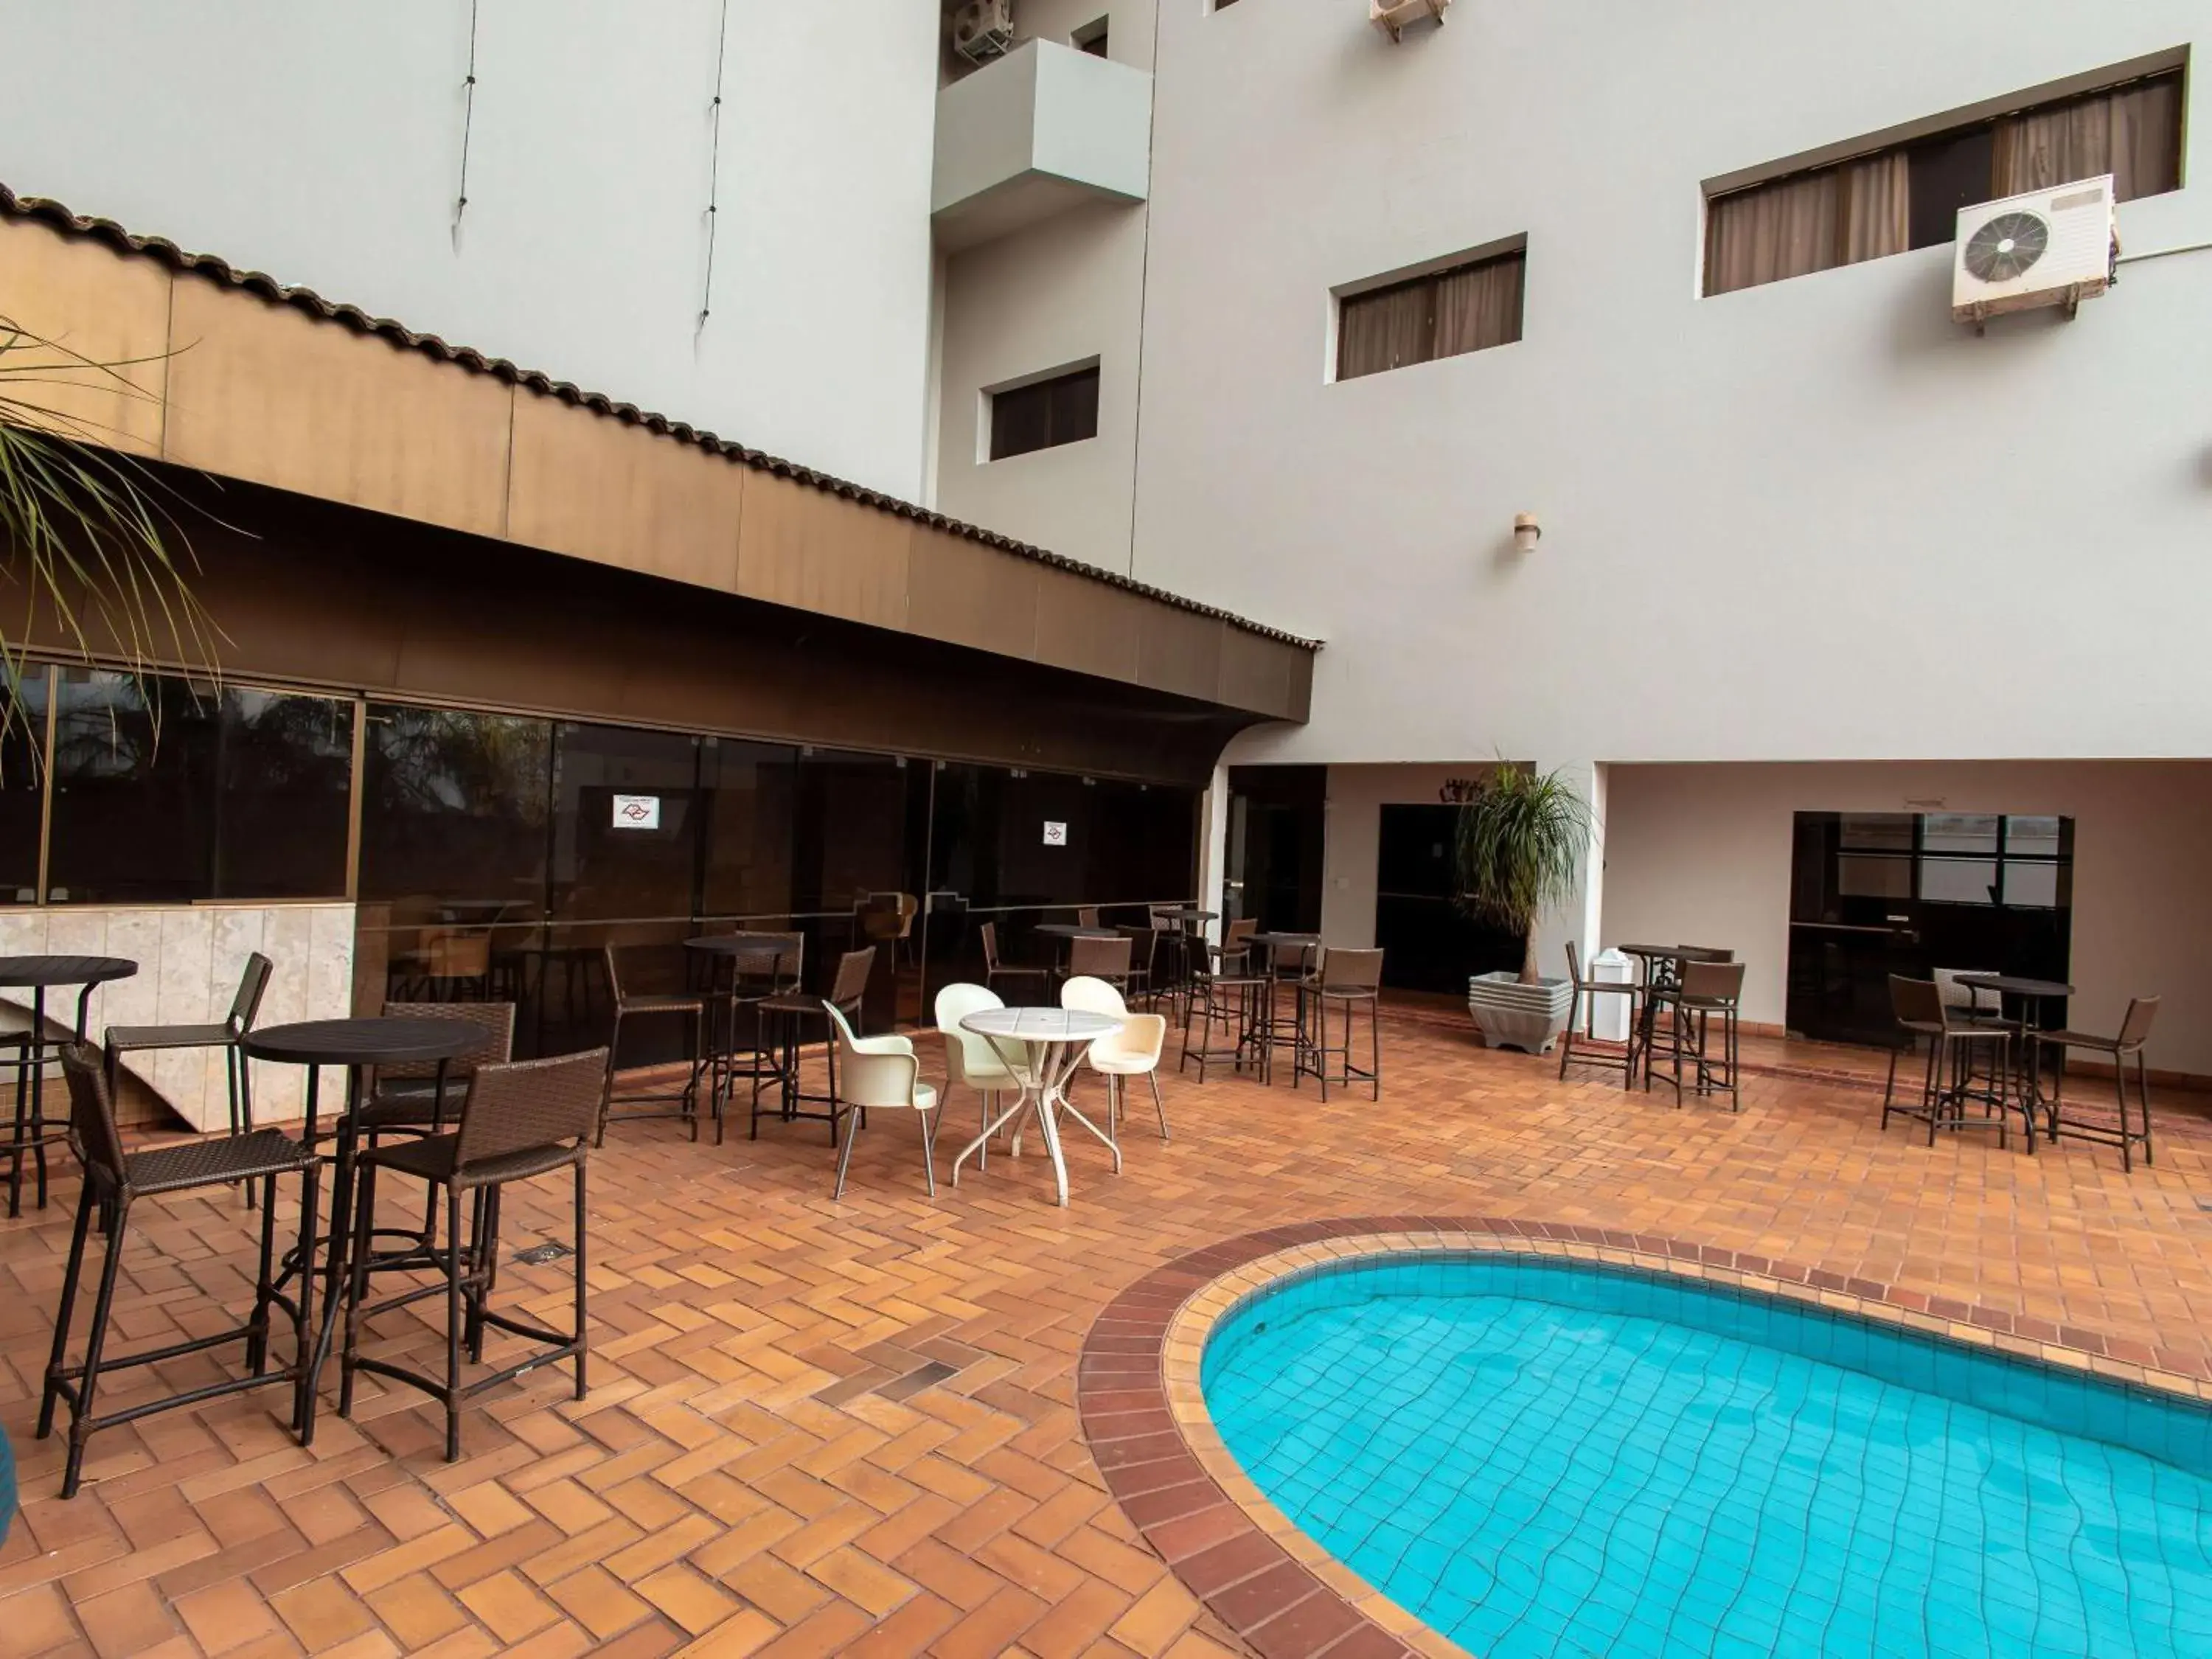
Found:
[1079,1217,2212,1659]
[0,901,355,1129]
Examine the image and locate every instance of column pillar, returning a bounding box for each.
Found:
[1528,759,1607,982]
[1195,762,1231,948]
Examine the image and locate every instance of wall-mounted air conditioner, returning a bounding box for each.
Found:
[1371,0,1450,43]
[952,0,1015,65]
[1952,175,2116,328]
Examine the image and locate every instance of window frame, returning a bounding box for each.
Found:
[982,359,1102,462]
[1329,240,1528,383]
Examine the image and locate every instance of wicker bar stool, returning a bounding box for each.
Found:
[1065,934,1133,996]
[1295,947,1384,1101]
[712,933,803,1141]
[40,1046,321,1498]
[1114,925,1160,1006]
[1647,959,1746,1110]
[1882,975,2013,1148]
[597,945,709,1143]
[339,1047,609,1461]
[2037,997,2160,1169]
[104,950,273,1140]
[1557,940,1638,1088]
[754,947,876,1141]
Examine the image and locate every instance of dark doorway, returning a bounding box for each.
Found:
[1225,765,1324,932]
[1787,811,2073,1046]
[1374,803,1523,993]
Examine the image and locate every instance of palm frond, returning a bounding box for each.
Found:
[1453,763,1590,975]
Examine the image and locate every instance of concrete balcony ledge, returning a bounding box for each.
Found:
[933,40,1151,251]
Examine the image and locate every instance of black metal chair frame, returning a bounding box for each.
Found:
[1646,959,1746,1110]
[2036,998,2160,1171]
[339,1048,608,1461]
[981,922,1051,1005]
[1557,939,1637,1088]
[751,947,876,1143]
[103,949,274,1144]
[701,936,802,1146]
[39,1046,320,1498]
[1295,949,1384,1102]
[597,945,709,1144]
[1181,970,1270,1084]
[1881,975,2016,1148]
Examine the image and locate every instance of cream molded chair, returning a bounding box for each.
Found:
[936,983,1025,1168]
[823,1003,939,1199]
[1060,975,1168,1143]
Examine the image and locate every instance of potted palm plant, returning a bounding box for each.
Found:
[1453,765,1589,1053]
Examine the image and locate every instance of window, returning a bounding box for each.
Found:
[1335,248,1525,381]
[45,669,353,903]
[1074,17,1107,56]
[988,365,1100,460]
[1707,67,2183,296]
[0,671,47,903]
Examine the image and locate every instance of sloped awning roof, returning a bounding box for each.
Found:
[0,184,1315,722]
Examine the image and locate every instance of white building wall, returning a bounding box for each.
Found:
[0,0,940,499]
[1602,761,2212,1077]
[1140,1,2212,765]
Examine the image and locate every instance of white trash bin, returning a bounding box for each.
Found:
[1587,948,1634,1043]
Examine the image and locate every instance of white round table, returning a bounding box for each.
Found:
[952,1007,1122,1206]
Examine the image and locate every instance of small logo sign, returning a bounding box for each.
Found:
[612,794,661,830]
[1042,820,1068,847]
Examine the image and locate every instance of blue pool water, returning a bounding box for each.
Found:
[1201,1255,2212,1659]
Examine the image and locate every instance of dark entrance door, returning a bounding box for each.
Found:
[1223,765,1324,932]
[1786,811,2073,1046]
[1374,803,1523,993]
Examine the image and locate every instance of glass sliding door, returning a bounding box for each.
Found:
[0,669,47,905]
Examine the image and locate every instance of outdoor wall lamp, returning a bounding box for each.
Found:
[1512,513,1543,554]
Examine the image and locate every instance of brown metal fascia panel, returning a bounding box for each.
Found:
[162,274,512,540]
[1135,605,1226,705]
[1034,566,1144,684]
[0,217,172,457]
[734,467,911,633]
[505,392,745,591]
[1217,621,1307,723]
[904,521,1041,658]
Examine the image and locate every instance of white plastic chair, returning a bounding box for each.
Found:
[935,981,1029,1167]
[1061,975,1169,1143]
[823,1001,939,1198]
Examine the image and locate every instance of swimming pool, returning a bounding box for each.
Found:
[1201,1253,2212,1659]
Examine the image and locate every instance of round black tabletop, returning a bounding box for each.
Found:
[1035,923,1122,939]
[1158,908,1218,920]
[684,933,793,956]
[0,955,139,990]
[1955,974,2074,999]
[244,1017,476,1068]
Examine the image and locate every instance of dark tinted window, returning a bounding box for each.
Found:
[549,722,700,922]
[700,738,798,919]
[990,366,1100,460]
[359,704,552,924]
[46,669,352,903]
[0,669,46,903]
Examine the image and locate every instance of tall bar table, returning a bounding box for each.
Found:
[244,1016,475,1443]
[1,956,139,1217]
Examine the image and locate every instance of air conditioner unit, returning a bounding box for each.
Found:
[1371,0,1450,41]
[1952,174,2116,328]
[952,0,1015,64]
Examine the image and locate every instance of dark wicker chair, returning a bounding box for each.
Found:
[980,922,1049,1003]
[1065,933,1133,994]
[357,1001,517,1141]
[753,947,876,1141]
[1882,975,2014,1148]
[1295,947,1384,1101]
[103,949,274,1136]
[40,1046,320,1497]
[2037,996,2161,1169]
[340,1046,610,1461]
[1647,958,1746,1110]
[597,945,709,1143]
[1557,939,1637,1088]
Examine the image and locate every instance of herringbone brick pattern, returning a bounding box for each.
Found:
[4,1016,2211,1658]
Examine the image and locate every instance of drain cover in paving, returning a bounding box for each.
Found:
[513,1240,575,1265]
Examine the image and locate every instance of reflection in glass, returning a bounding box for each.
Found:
[217,688,354,898]
[360,704,552,921]
[1919,858,2000,905]
[701,739,796,919]
[1921,813,2000,855]
[549,722,700,921]
[2003,862,2061,908]
[1837,813,1914,852]
[1837,854,1912,900]
[0,669,47,902]
[48,669,218,903]
[2006,815,2065,858]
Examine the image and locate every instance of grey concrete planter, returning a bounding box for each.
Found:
[1467,971,1574,1054]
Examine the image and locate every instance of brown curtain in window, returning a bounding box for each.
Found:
[1337,282,1435,380]
[1433,255,1525,356]
[1705,169,1842,295]
[1840,152,1910,264]
[1993,77,2183,203]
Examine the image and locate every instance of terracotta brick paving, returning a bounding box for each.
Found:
[4,1015,2212,1658]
